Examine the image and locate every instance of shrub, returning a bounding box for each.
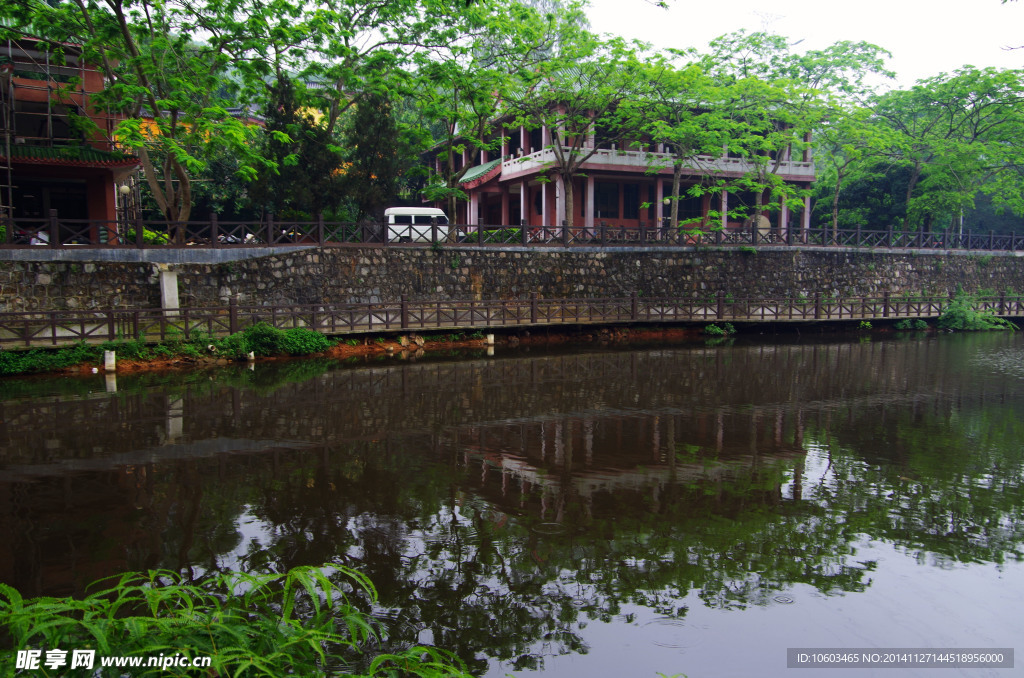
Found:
[937,293,1018,331]
[893,319,929,331]
[282,327,333,355]
[704,323,736,336]
[0,565,469,678]
[242,322,287,356]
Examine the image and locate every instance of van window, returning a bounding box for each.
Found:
[412,215,449,225]
[393,215,413,224]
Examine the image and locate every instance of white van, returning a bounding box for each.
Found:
[384,207,450,242]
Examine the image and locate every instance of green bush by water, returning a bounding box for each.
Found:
[937,293,1018,331]
[0,324,336,376]
[0,565,469,678]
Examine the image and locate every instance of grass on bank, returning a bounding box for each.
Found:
[0,323,335,376]
[0,565,469,678]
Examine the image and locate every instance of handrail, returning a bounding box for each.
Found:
[0,293,1019,349]
[2,211,1021,253]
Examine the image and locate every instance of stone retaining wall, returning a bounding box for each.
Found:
[1,246,1023,313]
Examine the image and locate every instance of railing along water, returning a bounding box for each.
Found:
[0,294,1020,349]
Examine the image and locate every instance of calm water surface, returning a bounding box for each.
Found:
[1,333,1022,677]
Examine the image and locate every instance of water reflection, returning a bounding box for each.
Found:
[1,334,1022,675]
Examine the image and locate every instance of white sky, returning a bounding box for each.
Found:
[587,0,1024,88]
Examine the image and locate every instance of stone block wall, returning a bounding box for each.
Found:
[1,246,1023,313]
[0,261,160,312]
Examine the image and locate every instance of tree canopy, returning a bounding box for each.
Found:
[4,0,1024,233]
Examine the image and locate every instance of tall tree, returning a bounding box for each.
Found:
[415,0,578,219]
[871,67,1024,231]
[701,31,892,228]
[622,54,730,230]
[506,28,643,230]
[0,0,274,236]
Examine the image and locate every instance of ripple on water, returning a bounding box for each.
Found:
[773,594,795,604]
[531,522,567,535]
[643,617,691,649]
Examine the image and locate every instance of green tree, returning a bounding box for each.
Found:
[702,31,892,229]
[506,28,643,230]
[622,54,729,230]
[870,67,1024,232]
[339,91,415,221]
[248,77,344,220]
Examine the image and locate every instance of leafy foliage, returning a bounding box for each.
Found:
[937,293,1019,331]
[0,565,469,677]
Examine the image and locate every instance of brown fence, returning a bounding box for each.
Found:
[1,293,1021,349]
[3,210,1023,252]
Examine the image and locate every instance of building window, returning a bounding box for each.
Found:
[623,183,639,220]
[595,182,618,219]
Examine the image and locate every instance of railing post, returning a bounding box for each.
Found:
[431,217,438,245]
[521,219,528,246]
[750,220,757,245]
[210,212,219,248]
[990,229,995,251]
[48,209,59,248]
[266,213,275,245]
[886,225,893,248]
[717,290,725,319]
[814,292,822,320]
[639,221,647,245]
[317,212,325,245]
[530,291,539,324]
[1000,291,1006,315]
[787,225,794,246]
[229,295,238,334]
[1012,232,1017,253]
[107,310,116,341]
[135,213,144,248]
[600,222,607,246]
[715,227,723,245]
[401,294,409,330]
[631,291,639,320]
[562,219,569,247]
[855,224,861,247]
[883,292,890,318]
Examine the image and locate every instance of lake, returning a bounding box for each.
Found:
[1,332,1021,677]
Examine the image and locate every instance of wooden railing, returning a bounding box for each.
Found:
[1,293,1021,349]
[3,211,1023,253]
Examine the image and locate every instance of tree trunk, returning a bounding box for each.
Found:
[671,164,683,230]
[563,174,575,232]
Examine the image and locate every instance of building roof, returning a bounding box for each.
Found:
[2,145,140,168]
[459,158,501,187]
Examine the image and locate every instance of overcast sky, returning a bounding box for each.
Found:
[587,0,1024,88]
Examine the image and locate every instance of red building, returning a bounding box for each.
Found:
[429,118,815,237]
[1,39,139,241]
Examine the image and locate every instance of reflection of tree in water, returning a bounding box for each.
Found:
[805,397,1024,566]
[4,334,1024,671]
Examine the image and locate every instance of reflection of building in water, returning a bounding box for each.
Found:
[450,406,808,520]
[1,337,1019,595]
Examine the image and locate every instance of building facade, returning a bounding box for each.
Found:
[1,39,139,242]
[429,120,815,236]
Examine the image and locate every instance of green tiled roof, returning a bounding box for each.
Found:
[3,144,138,165]
[459,158,501,184]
